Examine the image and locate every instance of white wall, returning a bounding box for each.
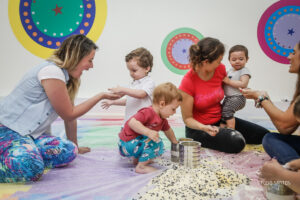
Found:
[0,0,296,101]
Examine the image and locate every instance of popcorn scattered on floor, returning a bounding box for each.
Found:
[133,158,250,200]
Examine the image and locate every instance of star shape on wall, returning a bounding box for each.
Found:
[52,4,63,16]
[288,28,295,36]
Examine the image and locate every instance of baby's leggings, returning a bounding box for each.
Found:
[0,125,78,183]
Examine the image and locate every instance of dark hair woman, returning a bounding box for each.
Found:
[179,37,269,153]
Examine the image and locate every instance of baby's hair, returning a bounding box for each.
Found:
[189,37,225,70]
[153,82,182,105]
[125,47,153,72]
[228,45,249,60]
[293,95,300,118]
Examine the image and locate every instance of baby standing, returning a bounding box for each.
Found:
[222,45,251,129]
[118,82,182,174]
[101,47,155,124]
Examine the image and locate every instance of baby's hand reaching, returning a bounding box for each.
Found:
[172,139,179,144]
[101,100,113,109]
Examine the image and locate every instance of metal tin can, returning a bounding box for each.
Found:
[171,138,193,163]
[266,182,295,200]
[179,141,201,168]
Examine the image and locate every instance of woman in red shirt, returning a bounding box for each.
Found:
[179,37,269,153]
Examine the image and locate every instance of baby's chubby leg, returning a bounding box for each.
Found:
[135,139,164,173]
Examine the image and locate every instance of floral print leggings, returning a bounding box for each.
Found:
[0,124,78,183]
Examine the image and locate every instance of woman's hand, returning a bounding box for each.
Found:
[101,92,121,100]
[240,88,268,100]
[240,88,260,100]
[204,125,219,136]
[285,159,300,171]
[108,86,125,96]
[78,146,91,154]
[260,158,284,181]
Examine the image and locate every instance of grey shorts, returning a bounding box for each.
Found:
[222,95,246,120]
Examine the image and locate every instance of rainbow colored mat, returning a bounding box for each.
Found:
[0,116,270,200]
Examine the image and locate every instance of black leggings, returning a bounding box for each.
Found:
[186,117,270,153]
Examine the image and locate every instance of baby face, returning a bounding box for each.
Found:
[229,51,248,71]
[126,58,150,81]
[159,99,181,119]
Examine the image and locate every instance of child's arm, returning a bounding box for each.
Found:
[101,98,126,109]
[128,117,159,142]
[109,86,148,99]
[223,74,250,89]
[163,128,178,144]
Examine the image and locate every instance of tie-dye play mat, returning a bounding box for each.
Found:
[1,102,282,200]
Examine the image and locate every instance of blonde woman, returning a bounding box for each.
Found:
[0,34,120,183]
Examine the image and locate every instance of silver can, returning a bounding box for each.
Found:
[171,138,193,163]
[179,141,201,168]
[266,182,295,200]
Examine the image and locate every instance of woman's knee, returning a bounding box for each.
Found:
[230,137,246,153]
[51,140,78,167]
[224,130,246,153]
[262,132,278,148]
[227,138,245,153]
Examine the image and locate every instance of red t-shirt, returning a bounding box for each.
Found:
[179,64,227,125]
[119,106,171,142]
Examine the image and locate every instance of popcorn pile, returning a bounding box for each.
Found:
[133,158,250,200]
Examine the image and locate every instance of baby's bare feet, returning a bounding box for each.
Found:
[132,158,138,165]
[135,165,157,174]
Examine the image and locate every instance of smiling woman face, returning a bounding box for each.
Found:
[69,49,96,79]
[288,43,300,74]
